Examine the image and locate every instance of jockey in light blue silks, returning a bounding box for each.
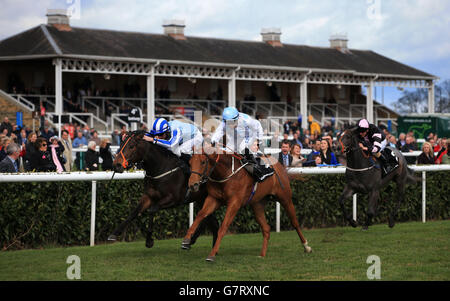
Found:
[211,107,273,182]
[211,107,264,154]
[143,118,203,173]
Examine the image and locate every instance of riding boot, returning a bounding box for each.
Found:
[376,152,393,176]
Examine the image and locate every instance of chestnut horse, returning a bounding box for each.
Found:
[183,147,312,262]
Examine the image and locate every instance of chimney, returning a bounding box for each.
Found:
[261,28,282,47]
[46,9,71,31]
[329,34,349,53]
[163,19,186,40]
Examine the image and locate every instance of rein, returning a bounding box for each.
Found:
[191,143,245,185]
[340,131,374,171]
[118,132,182,180]
[145,166,180,179]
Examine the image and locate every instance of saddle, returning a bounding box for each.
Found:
[241,153,274,183]
[375,148,399,177]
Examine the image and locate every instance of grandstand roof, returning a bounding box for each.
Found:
[0,24,436,79]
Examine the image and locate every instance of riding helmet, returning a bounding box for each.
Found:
[150,118,170,135]
[357,119,370,132]
[222,107,239,121]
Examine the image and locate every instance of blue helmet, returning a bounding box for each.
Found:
[150,118,170,135]
[222,107,239,121]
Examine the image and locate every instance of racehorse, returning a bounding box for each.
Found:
[109,130,219,249]
[338,128,419,230]
[184,146,312,262]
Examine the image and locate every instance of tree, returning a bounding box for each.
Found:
[392,80,450,114]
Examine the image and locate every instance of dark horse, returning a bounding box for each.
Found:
[108,130,219,248]
[338,128,419,230]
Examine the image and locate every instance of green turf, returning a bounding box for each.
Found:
[0,220,449,281]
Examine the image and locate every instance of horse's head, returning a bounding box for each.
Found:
[188,154,209,192]
[113,130,147,173]
[338,127,358,155]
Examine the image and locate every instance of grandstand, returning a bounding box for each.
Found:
[0,9,438,135]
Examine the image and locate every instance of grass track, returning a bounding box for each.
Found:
[0,220,449,281]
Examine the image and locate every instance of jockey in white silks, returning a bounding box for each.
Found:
[211,107,264,154]
[210,107,273,182]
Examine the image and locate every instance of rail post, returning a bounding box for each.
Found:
[189,203,194,226]
[90,180,97,246]
[276,202,280,232]
[422,171,426,223]
[353,194,357,222]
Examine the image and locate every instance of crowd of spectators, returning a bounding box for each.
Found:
[0,116,115,173]
[0,112,448,173]
[271,117,448,168]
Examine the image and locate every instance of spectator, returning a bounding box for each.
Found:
[302,137,311,149]
[0,136,11,162]
[72,131,88,148]
[89,130,101,146]
[396,133,406,149]
[319,139,339,165]
[30,137,56,172]
[435,139,448,164]
[435,138,447,160]
[0,143,21,172]
[292,132,303,148]
[278,141,293,167]
[61,130,73,171]
[40,125,54,141]
[401,136,417,164]
[441,142,450,164]
[303,139,321,167]
[0,117,13,136]
[99,138,113,171]
[111,130,121,146]
[85,141,99,171]
[49,136,66,173]
[417,142,435,164]
[290,144,305,167]
[18,129,27,146]
[24,132,37,171]
[388,135,397,149]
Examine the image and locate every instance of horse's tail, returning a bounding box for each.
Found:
[406,166,421,184]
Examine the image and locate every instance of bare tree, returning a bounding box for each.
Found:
[393,80,450,113]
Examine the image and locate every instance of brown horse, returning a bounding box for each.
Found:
[183,147,312,262]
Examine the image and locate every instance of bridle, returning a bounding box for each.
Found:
[190,143,245,185]
[118,133,135,169]
[190,153,221,186]
[339,130,373,171]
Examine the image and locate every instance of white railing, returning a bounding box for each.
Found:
[1,91,35,112]
[1,164,448,246]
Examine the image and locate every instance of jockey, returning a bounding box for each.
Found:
[356,119,398,175]
[211,107,273,182]
[143,118,203,173]
[211,107,264,153]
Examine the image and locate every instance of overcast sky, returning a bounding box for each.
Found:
[1,0,449,109]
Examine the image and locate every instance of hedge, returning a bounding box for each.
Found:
[1,171,449,250]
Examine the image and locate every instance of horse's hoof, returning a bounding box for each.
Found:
[146,239,154,249]
[349,219,357,228]
[361,226,369,231]
[181,238,191,250]
[206,256,215,262]
[304,245,313,253]
[388,217,395,228]
[107,234,117,241]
